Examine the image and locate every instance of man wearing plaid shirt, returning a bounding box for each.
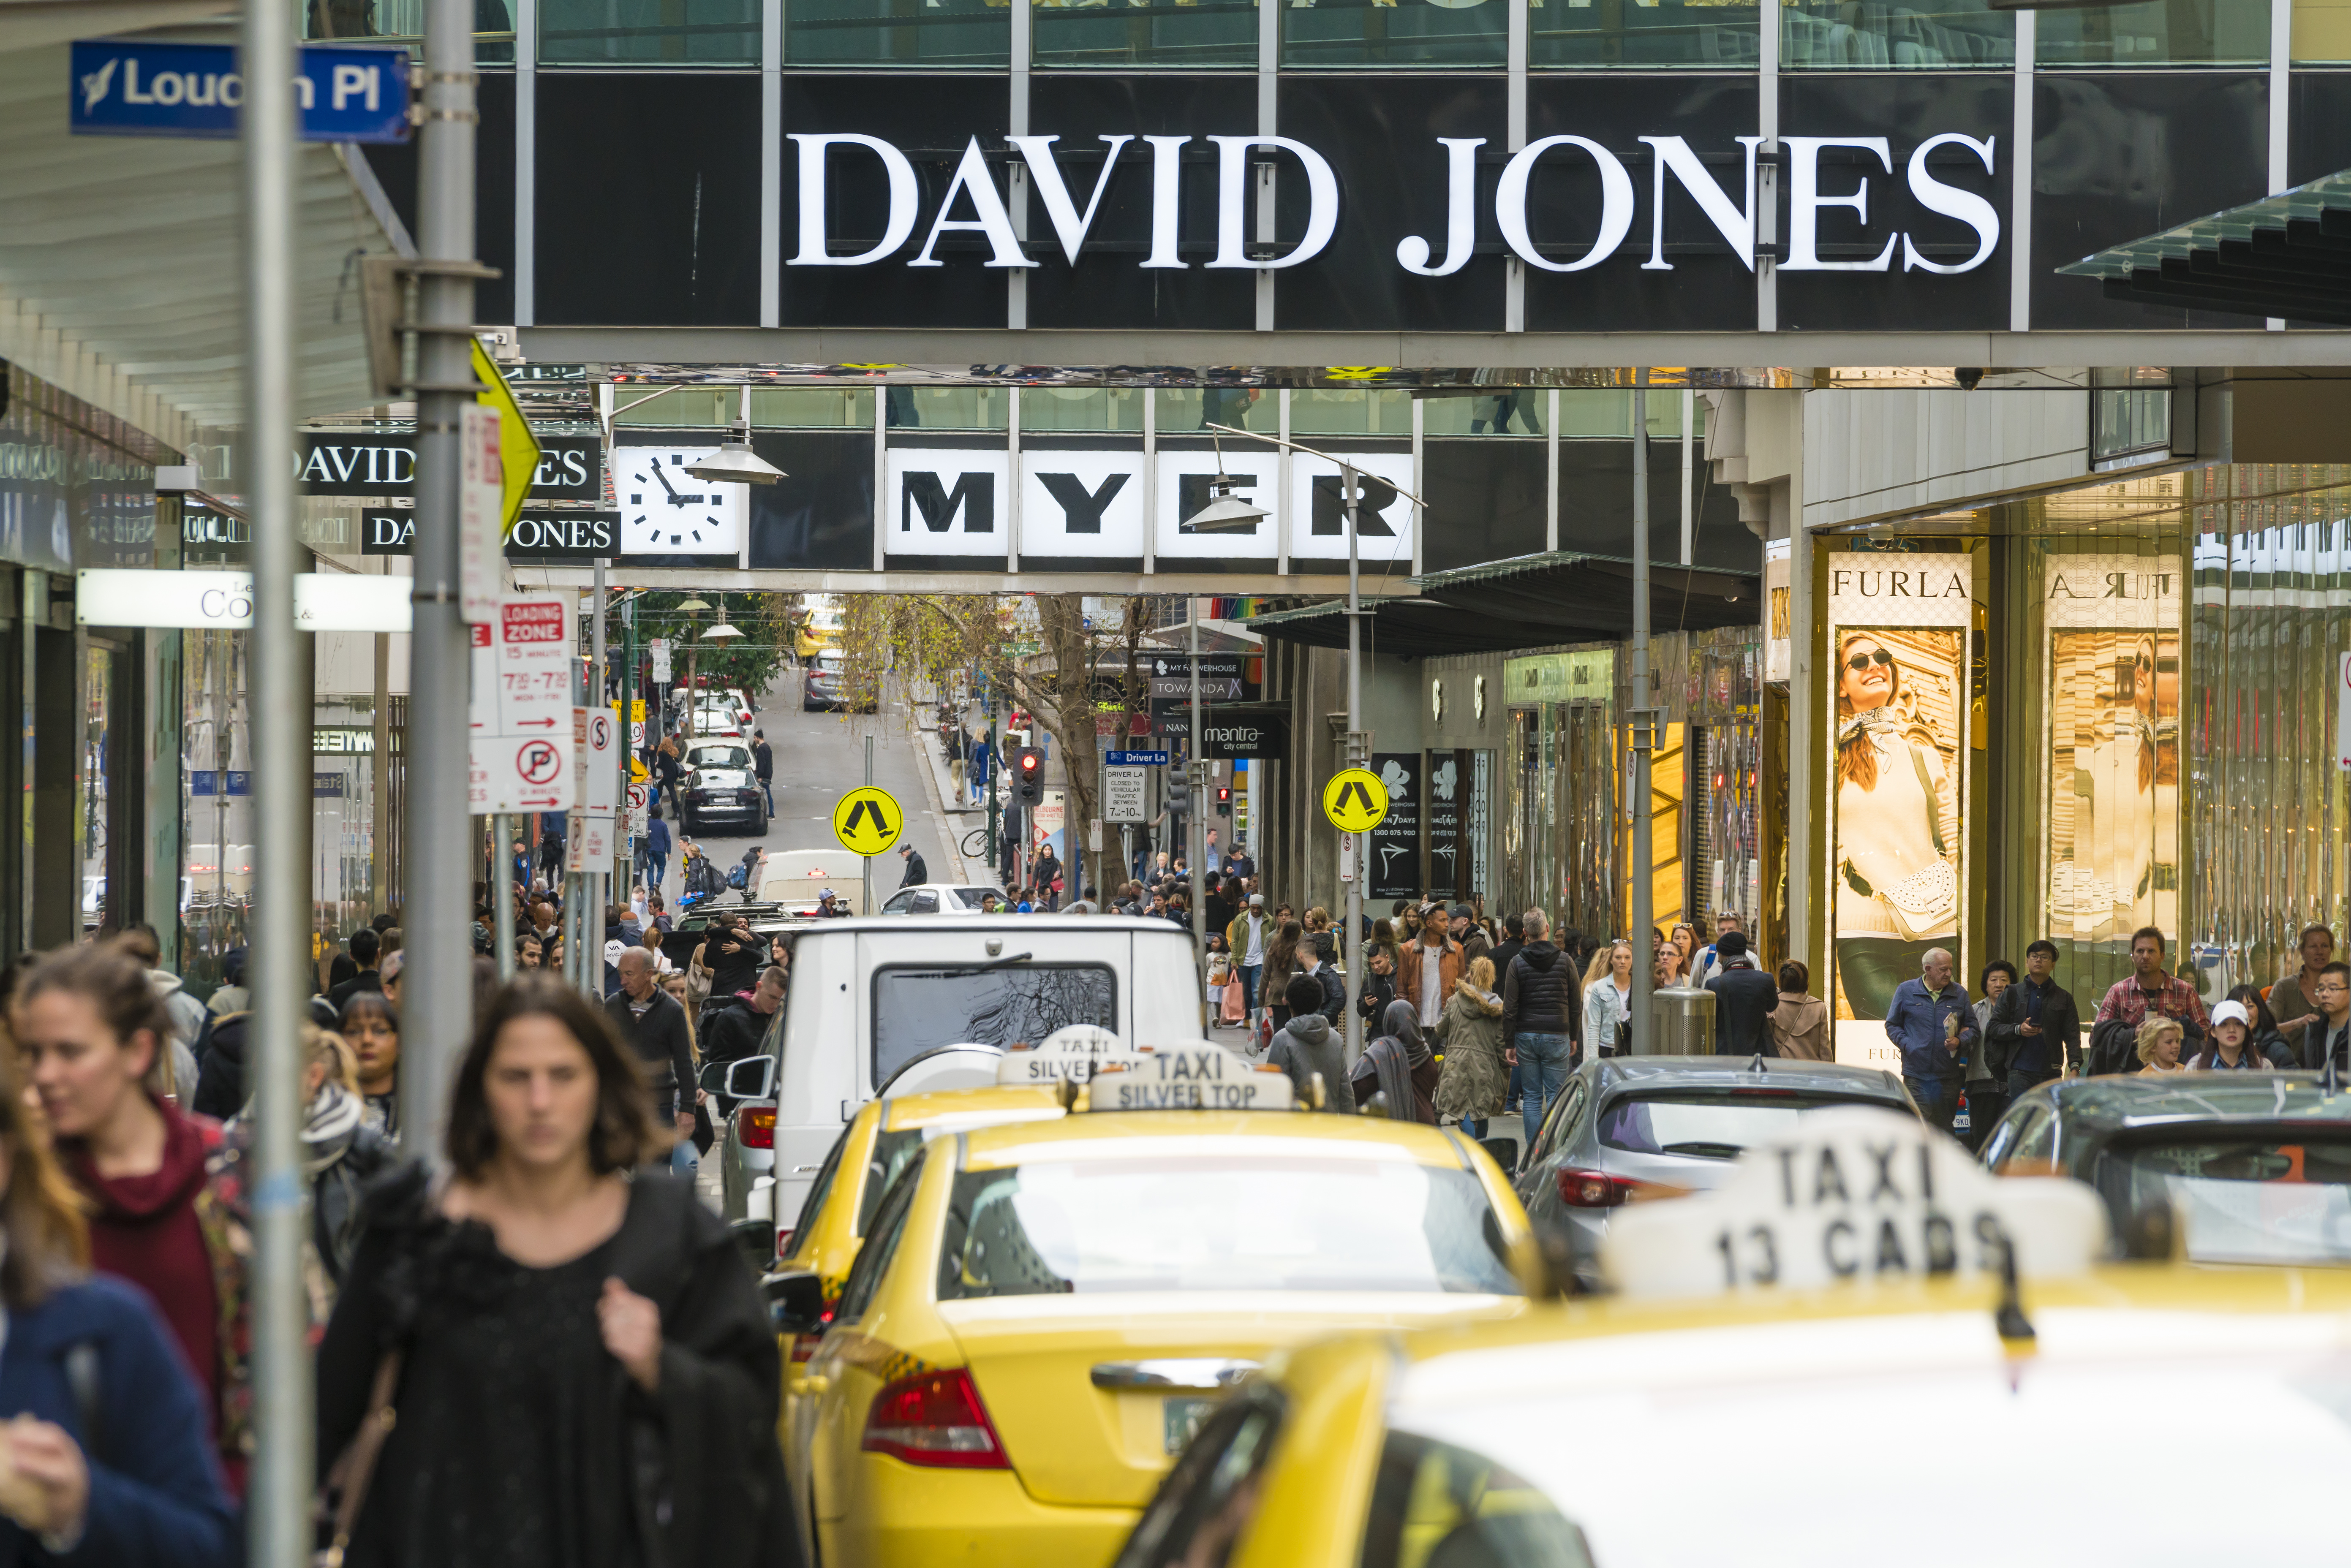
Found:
[2094,927,2209,1038]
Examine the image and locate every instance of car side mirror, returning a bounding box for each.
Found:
[1478,1136,1521,1174]
[719,1055,777,1100]
[697,1060,731,1094]
[728,1217,773,1274]
[763,1269,828,1336]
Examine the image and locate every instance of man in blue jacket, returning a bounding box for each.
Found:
[1884,946,1976,1136]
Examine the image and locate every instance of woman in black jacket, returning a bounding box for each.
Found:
[316,976,793,1568]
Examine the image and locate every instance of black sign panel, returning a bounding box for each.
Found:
[1154,703,1289,758]
[1369,752,1421,900]
[297,434,603,500]
[1425,748,1467,899]
[358,509,620,561]
[1143,652,1260,703]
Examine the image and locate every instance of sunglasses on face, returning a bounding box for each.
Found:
[1846,649,1893,672]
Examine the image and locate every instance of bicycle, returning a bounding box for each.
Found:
[960,826,992,859]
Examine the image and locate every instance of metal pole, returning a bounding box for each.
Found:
[1189,603,1205,959]
[1343,466,1364,1068]
[623,596,637,902]
[1630,374,1655,1055]
[591,567,607,986]
[243,0,308,1556]
[864,734,875,917]
[494,811,514,978]
[400,0,480,1152]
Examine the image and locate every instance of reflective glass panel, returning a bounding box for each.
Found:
[1019,387,1147,432]
[751,387,875,428]
[1284,0,1507,67]
[1034,0,1261,65]
[306,0,516,62]
[2035,0,2267,65]
[1781,0,2012,67]
[538,0,759,62]
[1287,389,1415,435]
[1530,0,1761,67]
[1155,387,1282,434]
[2296,0,2351,60]
[884,386,1012,429]
[787,0,1010,64]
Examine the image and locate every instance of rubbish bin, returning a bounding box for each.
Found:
[1643,985,1717,1055]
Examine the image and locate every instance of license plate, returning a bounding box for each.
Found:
[1163,1396,1215,1454]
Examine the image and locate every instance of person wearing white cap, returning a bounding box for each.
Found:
[2191,1000,2275,1071]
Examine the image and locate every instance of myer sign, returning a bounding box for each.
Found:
[788,130,2000,277]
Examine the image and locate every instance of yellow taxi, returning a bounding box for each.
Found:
[1113,1105,2351,1568]
[769,1046,1540,1568]
[773,1083,1067,1389]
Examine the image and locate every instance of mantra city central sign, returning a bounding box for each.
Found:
[786,130,2003,278]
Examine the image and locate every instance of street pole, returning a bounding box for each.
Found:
[1342,467,1365,1068]
[400,0,481,1153]
[493,811,514,978]
[242,0,308,1556]
[864,734,875,916]
[623,596,638,902]
[1630,372,1655,1054]
[1189,602,1206,961]
[591,568,607,984]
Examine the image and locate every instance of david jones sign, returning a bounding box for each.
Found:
[789,131,2002,276]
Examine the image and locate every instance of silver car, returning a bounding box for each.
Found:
[1510,1054,1920,1286]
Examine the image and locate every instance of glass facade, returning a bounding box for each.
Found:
[2036,0,2269,65]
[786,0,1009,64]
[2295,0,2351,57]
[1530,0,1760,67]
[538,0,760,62]
[1780,0,2011,68]
[1284,0,1507,66]
[1034,0,1260,66]
[304,0,517,62]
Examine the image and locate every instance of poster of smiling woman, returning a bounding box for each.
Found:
[1824,555,1975,1064]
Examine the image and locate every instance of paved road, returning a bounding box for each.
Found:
[655,664,956,909]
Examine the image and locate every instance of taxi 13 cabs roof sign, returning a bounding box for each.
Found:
[1601,1106,2107,1301]
[70,39,412,144]
[1088,1045,1286,1112]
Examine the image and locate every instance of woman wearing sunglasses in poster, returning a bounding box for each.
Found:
[1833,630,1962,1022]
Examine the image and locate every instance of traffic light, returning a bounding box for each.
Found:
[1012,746,1045,806]
[1215,786,1233,817]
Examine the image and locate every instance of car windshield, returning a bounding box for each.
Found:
[815,654,845,673]
[1598,1090,1900,1160]
[950,888,1002,909]
[936,1156,1522,1298]
[871,964,1116,1084]
[692,745,752,768]
[2091,1132,2351,1265]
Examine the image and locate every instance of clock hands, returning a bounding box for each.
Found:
[648,458,682,504]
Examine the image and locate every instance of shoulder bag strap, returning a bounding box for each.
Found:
[1906,743,1948,856]
[320,1349,403,1568]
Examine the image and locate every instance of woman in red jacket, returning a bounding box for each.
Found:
[16,944,249,1498]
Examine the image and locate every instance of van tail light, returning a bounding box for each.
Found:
[1556,1168,1640,1209]
[737,1106,776,1149]
[862,1368,1011,1469]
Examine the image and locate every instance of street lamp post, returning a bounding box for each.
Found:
[1189,424,1428,1068]
[1629,372,1655,1054]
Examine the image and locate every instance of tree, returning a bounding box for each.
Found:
[838,592,1159,891]
[625,591,795,712]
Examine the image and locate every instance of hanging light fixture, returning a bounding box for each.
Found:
[1180,427,1267,532]
[686,386,785,484]
[701,592,745,641]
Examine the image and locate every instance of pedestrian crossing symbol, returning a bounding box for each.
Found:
[832,786,904,856]
[1321,768,1389,832]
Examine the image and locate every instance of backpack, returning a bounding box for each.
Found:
[726,861,749,891]
[2085,1016,2139,1077]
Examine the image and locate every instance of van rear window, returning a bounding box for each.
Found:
[870,963,1116,1087]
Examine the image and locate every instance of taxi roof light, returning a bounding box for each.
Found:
[863,1368,1011,1470]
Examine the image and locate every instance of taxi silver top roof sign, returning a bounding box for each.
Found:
[996,1024,1145,1086]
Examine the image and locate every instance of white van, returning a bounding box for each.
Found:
[714,914,1202,1229]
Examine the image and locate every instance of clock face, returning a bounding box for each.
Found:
[619,448,743,555]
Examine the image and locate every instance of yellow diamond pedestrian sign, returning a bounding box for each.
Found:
[1322,768,1388,832]
[832,786,904,856]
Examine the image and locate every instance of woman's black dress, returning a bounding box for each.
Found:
[317,1166,795,1568]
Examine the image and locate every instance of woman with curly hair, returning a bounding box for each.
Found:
[1832,631,1960,1020]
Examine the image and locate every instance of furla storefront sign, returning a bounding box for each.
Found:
[786,130,2001,278]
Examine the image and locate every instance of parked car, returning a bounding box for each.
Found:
[1980,1072,2351,1265]
[874,882,1008,916]
[1512,1054,1919,1288]
[677,761,766,835]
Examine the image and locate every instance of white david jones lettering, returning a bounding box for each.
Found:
[788,130,2000,277]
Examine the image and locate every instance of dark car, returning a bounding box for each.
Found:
[678,763,766,836]
[1512,1055,1920,1286]
[1981,1073,2351,1266]
[802,649,872,713]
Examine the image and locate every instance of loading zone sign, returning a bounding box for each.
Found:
[833,787,904,856]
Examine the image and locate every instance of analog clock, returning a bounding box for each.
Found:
[617,447,743,555]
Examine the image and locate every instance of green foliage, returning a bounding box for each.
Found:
[624,591,795,696]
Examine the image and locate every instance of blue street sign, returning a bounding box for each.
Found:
[70,39,412,144]
[1107,750,1170,766]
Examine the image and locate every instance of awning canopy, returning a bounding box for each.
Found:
[2057,169,2351,324]
[1242,549,1761,656]
[0,36,409,447]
